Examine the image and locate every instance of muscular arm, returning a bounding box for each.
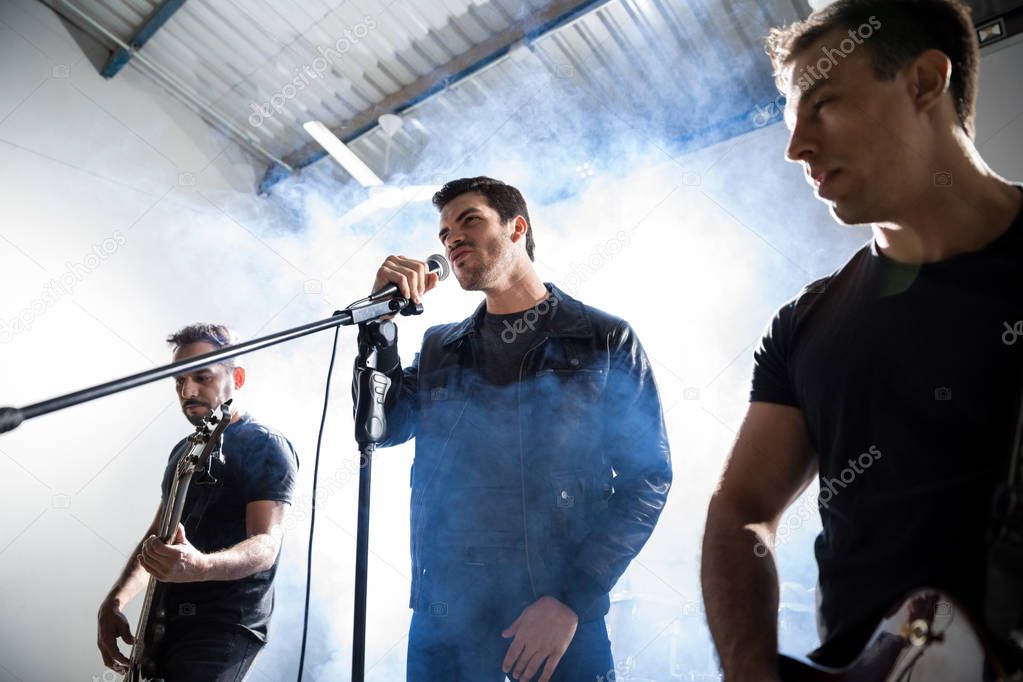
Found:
[201,500,286,580]
[139,500,287,582]
[701,402,817,681]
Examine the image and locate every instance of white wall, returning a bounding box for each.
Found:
[975,33,1023,179]
[0,2,1020,681]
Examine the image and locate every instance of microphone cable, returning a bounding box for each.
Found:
[293,265,446,681]
[297,324,342,682]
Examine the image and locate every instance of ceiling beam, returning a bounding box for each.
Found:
[100,0,187,78]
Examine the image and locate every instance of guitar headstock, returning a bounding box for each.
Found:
[175,400,234,481]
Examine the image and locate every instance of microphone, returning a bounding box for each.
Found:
[367,254,451,303]
[356,255,449,373]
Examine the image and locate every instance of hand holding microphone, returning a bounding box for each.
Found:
[370,254,450,305]
[359,254,450,362]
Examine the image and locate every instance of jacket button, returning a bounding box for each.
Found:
[570,358,580,366]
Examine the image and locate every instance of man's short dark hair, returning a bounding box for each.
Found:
[167,323,238,367]
[766,0,979,138]
[432,177,535,261]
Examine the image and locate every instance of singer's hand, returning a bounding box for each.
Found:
[372,255,439,304]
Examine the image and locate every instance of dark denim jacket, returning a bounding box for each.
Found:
[379,284,672,620]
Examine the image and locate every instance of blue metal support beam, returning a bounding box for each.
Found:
[258,0,617,195]
[101,0,187,79]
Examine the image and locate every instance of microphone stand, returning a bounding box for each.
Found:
[350,306,419,682]
[0,297,414,435]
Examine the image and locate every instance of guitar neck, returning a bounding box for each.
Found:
[125,465,196,677]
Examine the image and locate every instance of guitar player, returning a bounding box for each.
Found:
[700,0,1023,679]
[96,324,299,681]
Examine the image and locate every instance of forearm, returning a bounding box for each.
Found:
[201,533,280,581]
[701,500,781,681]
[104,538,150,606]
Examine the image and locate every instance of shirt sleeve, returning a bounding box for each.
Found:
[245,432,299,505]
[750,300,799,407]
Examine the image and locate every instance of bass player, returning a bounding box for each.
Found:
[96,323,299,681]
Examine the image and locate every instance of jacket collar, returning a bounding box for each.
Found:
[439,283,592,347]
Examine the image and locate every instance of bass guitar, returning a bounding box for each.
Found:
[122,400,232,682]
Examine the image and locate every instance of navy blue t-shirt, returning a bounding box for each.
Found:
[159,413,298,642]
[751,194,1023,662]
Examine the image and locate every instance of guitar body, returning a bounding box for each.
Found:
[121,402,231,682]
[780,588,1010,681]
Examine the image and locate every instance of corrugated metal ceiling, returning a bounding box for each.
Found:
[41,0,1023,195]
[51,0,807,192]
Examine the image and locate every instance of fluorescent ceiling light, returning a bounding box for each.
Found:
[303,120,383,187]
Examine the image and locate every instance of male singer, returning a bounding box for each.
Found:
[368,177,672,681]
[97,323,299,681]
[700,1,1023,679]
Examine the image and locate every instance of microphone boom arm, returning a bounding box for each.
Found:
[0,295,415,435]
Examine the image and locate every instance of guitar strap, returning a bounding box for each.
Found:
[986,374,1023,669]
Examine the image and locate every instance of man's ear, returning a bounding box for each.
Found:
[509,215,529,243]
[233,365,246,390]
[908,48,952,116]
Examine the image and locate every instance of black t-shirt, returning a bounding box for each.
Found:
[751,197,1023,661]
[478,300,552,385]
[159,413,298,642]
